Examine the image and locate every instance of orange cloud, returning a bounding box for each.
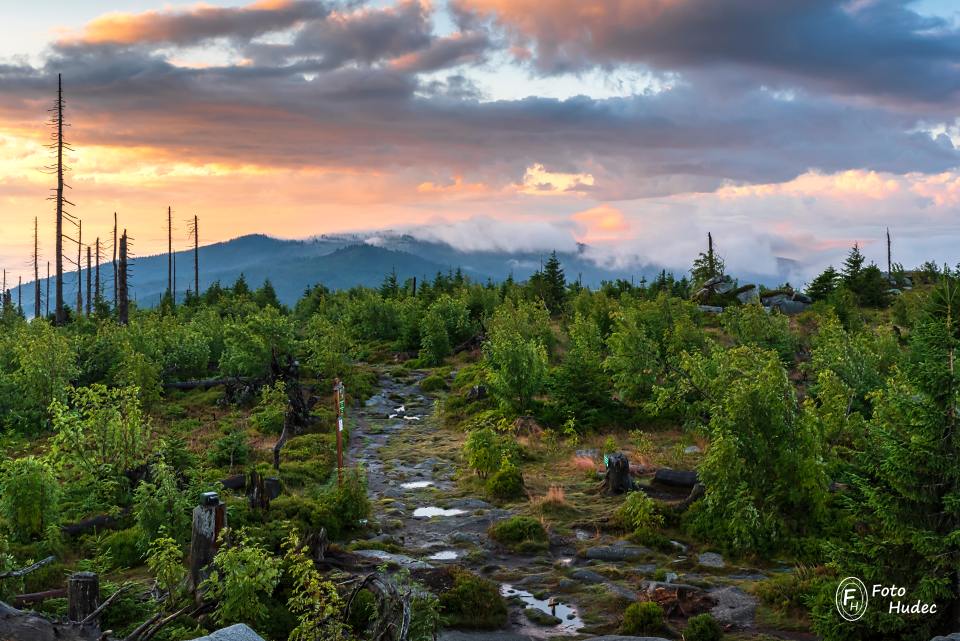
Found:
[572,204,630,242]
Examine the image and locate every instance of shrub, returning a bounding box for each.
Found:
[621,601,665,635]
[463,427,504,478]
[133,458,192,544]
[420,374,448,393]
[348,588,377,634]
[489,516,547,553]
[203,529,282,628]
[440,568,507,630]
[0,456,60,542]
[101,527,144,569]
[209,429,251,469]
[329,467,370,533]
[684,613,723,641]
[486,460,524,500]
[617,491,664,532]
[251,381,287,435]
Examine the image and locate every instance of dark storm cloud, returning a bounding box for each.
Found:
[453,0,960,106]
[0,0,956,200]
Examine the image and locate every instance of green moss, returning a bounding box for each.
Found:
[100,526,144,569]
[420,373,449,393]
[489,516,547,553]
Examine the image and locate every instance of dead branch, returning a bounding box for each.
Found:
[0,555,55,580]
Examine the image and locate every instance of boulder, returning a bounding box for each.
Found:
[584,541,651,561]
[735,285,759,304]
[709,586,757,627]
[570,569,607,584]
[931,634,960,641]
[697,552,725,568]
[189,625,266,641]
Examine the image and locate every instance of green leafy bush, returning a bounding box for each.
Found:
[485,460,524,500]
[617,491,664,532]
[347,588,377,634]
[420,373,448,393]
[0,456,60,542]
[101,527,144,569]
[621,601,665,635]
[684,613,723,641]
[488,516,547,553]
[203,529,282,628]
[440,567,507,629]
[133,458,193,544]
[463,427,517,479]
[251,381,287,434]
[209,429,251,469]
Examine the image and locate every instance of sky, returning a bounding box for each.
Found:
[2,0,960,287]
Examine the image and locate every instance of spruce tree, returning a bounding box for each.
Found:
[540,251,566,315]
[806,266,839,302]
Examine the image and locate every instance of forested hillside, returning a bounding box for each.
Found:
[0,244,956,641]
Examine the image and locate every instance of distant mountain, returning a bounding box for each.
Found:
[9,231,787,315]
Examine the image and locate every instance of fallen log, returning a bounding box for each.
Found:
[653,468,699,488]
[219,474,246,491]
[163,377,253,391]
[0,556,55,580]
[0,601,99,641]
[61,510,129,537]
[12,588,67,606]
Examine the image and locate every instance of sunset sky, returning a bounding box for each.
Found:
[2,0,960,286]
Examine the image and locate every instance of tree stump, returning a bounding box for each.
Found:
[600,452,633,495]
[246,470,269,511]
[67,572,99,622]
[189,492,227,594]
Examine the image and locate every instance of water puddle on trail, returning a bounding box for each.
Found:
[401,481,434,489]
[413,506,466,518]
[500,584,584,633]
[428,550,458,560]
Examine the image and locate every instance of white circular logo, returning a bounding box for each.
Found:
[836,576,868,621]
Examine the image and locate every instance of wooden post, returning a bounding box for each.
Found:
[335,378,344,486]
[188,492,226,594]
[67,571,99,622]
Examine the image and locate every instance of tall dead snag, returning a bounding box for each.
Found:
[17,277,21,313]
[85,246,91,316]
[118,230,129,325]
[191,214,199,296]
[47,73,76,326]
[75,220,82,316]
[188,492,226,595]
[45,261,50,318]
[112,213,117,308]
[94,237,100,307]
[33,217,40,319]
[167,206,172,299]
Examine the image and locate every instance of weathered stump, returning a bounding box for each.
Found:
[247,470,269,511]
[189,492,227,594]
[600,452,633,495]
[67,572,99,623]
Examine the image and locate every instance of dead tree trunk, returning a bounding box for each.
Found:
[188,492,226,594]
[85,246,91,316]
[600,452,633,495]
[112,213,118,309]
[67,572,99,622]
[193,214,199,297]
[46,261,50,318]
[94,237,100,308]
[247,470,270,511]
[53,74,65,326]
[75,220,82,316]
[33,217,40,319]
[166,206,172,300]
[118,231,129,325]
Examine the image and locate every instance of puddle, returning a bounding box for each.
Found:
[413,506,466,518]
[428,550,458,560]
[500,584,583,633]
[401,481,434,489]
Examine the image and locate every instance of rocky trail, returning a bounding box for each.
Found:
[346,368,807,641]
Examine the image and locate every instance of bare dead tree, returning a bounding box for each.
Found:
[167,205,172,298]
[46,73,76,326]
[95,237,101,306]
[112,212,118,308]
[85,245,91,316]
[17,276,21,313]
[75,219,82,316]
[45,261,50,318]
[33,216,40,319]
[190,214,199,297]
[118,230,129,325]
